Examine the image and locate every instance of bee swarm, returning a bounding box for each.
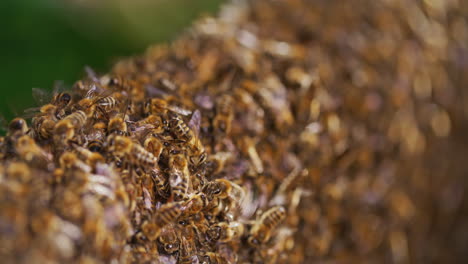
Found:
[1,0,468,263]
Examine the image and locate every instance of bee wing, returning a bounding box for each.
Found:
[32,87,52,106]
[188,109,202,137]
[84,65,100,83]
[167,105,192,116]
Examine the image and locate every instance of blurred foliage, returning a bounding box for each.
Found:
[0,0,224,121]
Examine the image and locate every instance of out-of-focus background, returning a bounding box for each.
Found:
[0,0,224,121]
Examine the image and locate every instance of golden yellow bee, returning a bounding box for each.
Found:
[107,135,157,170]
[248,206,286,246]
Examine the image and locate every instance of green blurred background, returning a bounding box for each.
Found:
[0,0,224,121]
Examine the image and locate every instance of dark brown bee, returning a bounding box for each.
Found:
[213,94,234,136]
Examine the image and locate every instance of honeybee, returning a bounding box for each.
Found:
[6,162,31,183]
[203,179,245,202]
[143,98,192,117]
[74,85,118,119]
[206,221,244,243]
[199,253,228,264]
[26,88,72,120]
[142,129,164,161]
[107,135,157,170]
[15,135,51,167]
[59,151,91,173]
[72,144,105,168]
[248,206,286,246]
[182,192,210,217]
[157,225,180,254]
[170,110,207,166]
[169,153,191,201]
[178,237,197,264]
[7,118,29,137]
[53,110,87,144]
[149,169,170,198]
[31,116,55,140]
[86,122,107,153]
[213,94,234,136]
[153,202,184,232]
[108,114,128,136]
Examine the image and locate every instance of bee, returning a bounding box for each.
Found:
[157,225,180,254]
[178,237,197,264]
[26,88,72,120]
[170,110,207,166]
[248,206,286,246]
[199,253,228,264]
[169,153,191,201]
[74,85,118,119]
[107,135,157,170]
[6,162,31,183]
[142,129,164,161]
[108,114,128,136]
[153,202,184,234]
[149,169,170,198]
[58,151,91,173]
[72,144,105,168]
[31,116,56,140]
[203,179,245,203]
[86,122,107,153]
[206,221,245,243]
[15,135,51,167]
[53,110,87,144]
[7,118,29,137]
[213,94,234,136]
[182,192,210,217]
[143,98,192,117]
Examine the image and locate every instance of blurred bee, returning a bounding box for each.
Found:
[152,202,184,236]
[203,152,234,176]
[157,225,180,254]
[72,143,105,168]
[7,118,29,138]
[31,115,56,140]
[206,221,244,243]
[199,253,228,264]
[108,113,128,136]
[59,151,91,173]
[213,94,234,136]
[6,161,31,183]
[178,237,197,264]
[170,110,207,166]
[248,206,286,246]
[142,129,164,161]
[143,97,192,117]
[15,135,51,167]
[169,153,191,201]
[107,135,157,171]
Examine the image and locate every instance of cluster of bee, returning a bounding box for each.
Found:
[1,0,468,263]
